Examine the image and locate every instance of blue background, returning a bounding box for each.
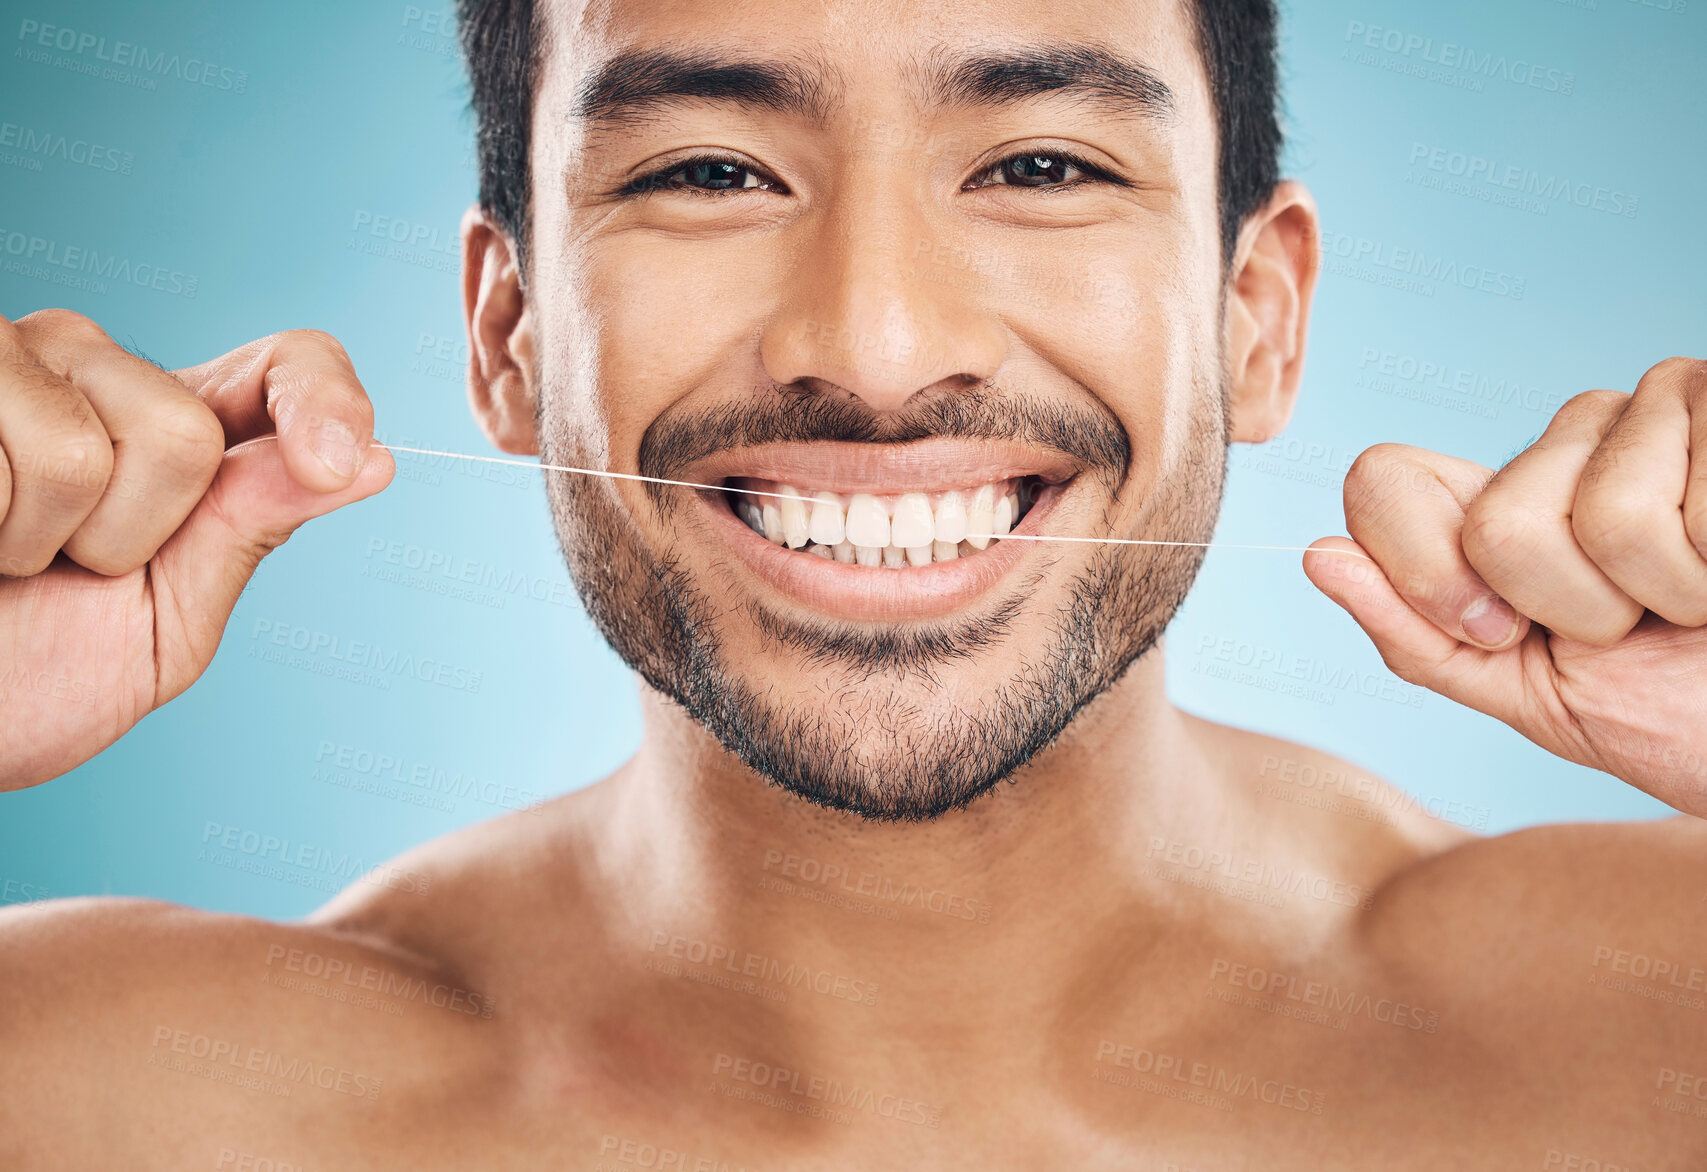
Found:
[1,1,1701,917]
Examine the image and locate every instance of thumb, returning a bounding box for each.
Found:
[148,434,393,702]
[1302,537,1531,726]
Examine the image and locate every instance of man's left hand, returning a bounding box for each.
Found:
[1304,357,1707,816]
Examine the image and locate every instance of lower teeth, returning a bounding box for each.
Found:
[798,538,984,564]
[748,526,1013,567]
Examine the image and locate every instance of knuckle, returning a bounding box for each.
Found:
[1636,355,1706,392]
[288,328,350,361]
[7,361,100,433]
[1460,495,1540,578]
[150,396,227,477]
[1557,389,1630,423]
[1570,488,1650,559]
[17,307,106,347]
[1343,444,1414,515]
[26,429,114,497]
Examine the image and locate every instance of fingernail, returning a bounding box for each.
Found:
[1460,595,1518,648]
[311,419,362,479]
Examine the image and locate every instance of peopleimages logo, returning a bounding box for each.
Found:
[1318,230,1525,301]
[248,617,484,694]
[148,1025,381,1100]
[1343,21,1576,95]
[711,1052,944,1129]
[1407,143,1639,219]
[0,121,134,174]
[1093,1039,1326,1115]
[15,19,250,93]
[0,227,199,298]
[199,821,432,896]
[647,930,881,1007]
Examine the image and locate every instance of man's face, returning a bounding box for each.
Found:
[523,0,1230,819]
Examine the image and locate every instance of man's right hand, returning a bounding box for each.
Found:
[0,309,392,790]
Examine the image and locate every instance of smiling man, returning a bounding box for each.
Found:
[3,0,1707,1168]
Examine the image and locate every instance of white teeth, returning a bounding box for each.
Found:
[845,494,890,547]
[965,485,995,550]
[736,478,1036,566]
[779,486,810,549]
[809,492,846,546]
[890,493,935,548]
[933,492,968,545]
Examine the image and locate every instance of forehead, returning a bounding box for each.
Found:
[539,0,1210,126]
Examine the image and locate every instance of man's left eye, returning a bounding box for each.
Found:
[971,154,1091,189]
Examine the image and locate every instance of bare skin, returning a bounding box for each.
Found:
[4,1,1707,1168]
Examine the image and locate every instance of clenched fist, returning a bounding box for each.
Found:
[0,309,392,789]
[1306,357,1707,816]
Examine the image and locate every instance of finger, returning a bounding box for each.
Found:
[0,317,114,577]
[15,310,226,576]
[174,329,375,495]
[1571,357,1707,626]
[1678,359,1707,561]
[1462,391,1644,646]
[1338,443,1530,651]
[1302,536,1531,726]
[149,435,394,703]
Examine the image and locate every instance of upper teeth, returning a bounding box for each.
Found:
[732,480,1026,564]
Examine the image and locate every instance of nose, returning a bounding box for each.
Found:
[759,194,1006,413]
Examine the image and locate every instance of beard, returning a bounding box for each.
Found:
[541,375,1228,823]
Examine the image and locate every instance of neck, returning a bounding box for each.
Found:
[597,638,1267,1062]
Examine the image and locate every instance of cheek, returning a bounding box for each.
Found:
[1005,239,1214,470]
[571,235,784,462]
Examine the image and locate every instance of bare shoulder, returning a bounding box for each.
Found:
[1360,815,1707,1132]
[306,782,614,972]
[1370,814,1707,964]
[0,889,516,1164]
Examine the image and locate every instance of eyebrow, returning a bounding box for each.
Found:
[573,43,1175,127]
[574,48,837,125]
[920,44,1176,122]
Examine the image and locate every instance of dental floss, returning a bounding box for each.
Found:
[377,442,1373,561]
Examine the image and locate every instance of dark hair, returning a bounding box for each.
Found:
[456,0,1281,268]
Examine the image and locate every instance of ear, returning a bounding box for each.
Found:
[461,205,538,455]
[1223,180,1320,445]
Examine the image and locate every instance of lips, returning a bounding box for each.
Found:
[681,439,1080,621]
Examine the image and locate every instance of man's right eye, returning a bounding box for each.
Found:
[622,157,787,197]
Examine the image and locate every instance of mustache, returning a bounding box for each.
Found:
[637,379,1133,495]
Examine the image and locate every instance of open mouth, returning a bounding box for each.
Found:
[719,476,1047,567]
[684,440,1082,619]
